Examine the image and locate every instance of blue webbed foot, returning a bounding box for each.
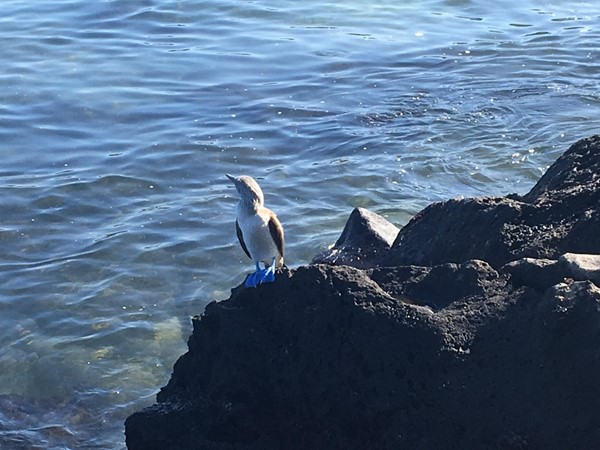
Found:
[244,260,276,287]
[260,265,275,283]
[244,270,262,288]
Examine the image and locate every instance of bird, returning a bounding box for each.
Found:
[226,174,284,287]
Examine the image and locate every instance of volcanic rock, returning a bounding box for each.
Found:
[125,135,600,450]
[384,135,600,268]
[311,207,399,269]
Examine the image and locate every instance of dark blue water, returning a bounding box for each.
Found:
[0,1,599,448]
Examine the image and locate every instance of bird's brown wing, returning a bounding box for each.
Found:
[235,220,252,259]
[268,214,285,258]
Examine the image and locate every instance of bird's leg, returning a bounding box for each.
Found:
[261,257,276,283]
[244,261,263,288]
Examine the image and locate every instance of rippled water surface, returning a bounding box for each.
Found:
[1,0,599,448]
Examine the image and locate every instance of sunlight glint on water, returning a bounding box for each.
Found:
[0,0,599,448]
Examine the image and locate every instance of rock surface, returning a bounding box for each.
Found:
[311,207,399,269]
[126,136,600,449]
[559,252,600,286]
[383,134,600,268]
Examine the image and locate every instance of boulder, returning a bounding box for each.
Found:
[501,257,563,290]
[559,253,600,286]
[502,253,600,290]
[311,207,399,269]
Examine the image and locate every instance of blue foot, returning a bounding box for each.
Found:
[260,266,275,283]
[244,271,261,288]
[244,267,276,287]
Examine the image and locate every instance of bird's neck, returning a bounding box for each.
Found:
[238,199,261,216]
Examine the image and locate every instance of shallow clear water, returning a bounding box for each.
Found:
[0,0,599,448]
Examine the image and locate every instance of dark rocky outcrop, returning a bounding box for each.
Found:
[126,136,600,449]
[311,135,600,271]
[312,207,400,269]
[382,135,600,268]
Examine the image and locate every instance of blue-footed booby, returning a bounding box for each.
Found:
[226,174,284,287]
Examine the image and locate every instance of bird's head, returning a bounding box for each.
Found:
[226,174,265,210]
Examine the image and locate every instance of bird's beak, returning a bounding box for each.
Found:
[226,173,237,183]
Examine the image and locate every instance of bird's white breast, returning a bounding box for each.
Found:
[236,204,280,265]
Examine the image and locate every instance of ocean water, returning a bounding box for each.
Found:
[0,0,599,448]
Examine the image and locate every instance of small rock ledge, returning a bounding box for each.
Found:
[126,136,600,449]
